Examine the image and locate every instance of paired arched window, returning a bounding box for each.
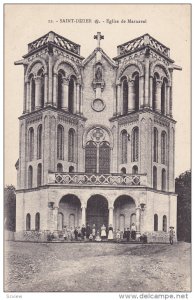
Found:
[161,131,167,164]
[132,165,138,174]
[68,128,75,162]
[153,166,157,189]
[122,77,128,115]
[28,166,33,188]
[163,215,167,232]
[57,163,63,172]
[154,214,158,231]
[121,130,128,164]
[68,76,76,113]
[162,168,166,191]
[37,163,42,186]
[35,212,40,231]
[132,127,139,162]
[57,125,64,160]
[37,125,42,159]
[26,213,31,231]
[28,127,34,161]
[153,127,158,162]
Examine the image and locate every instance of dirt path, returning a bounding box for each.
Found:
[4,241,191,292]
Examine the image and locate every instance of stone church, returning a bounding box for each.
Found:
[14,31,181,242]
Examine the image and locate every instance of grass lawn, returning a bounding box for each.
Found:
[4,241,191,292]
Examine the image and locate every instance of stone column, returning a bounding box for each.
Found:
[109,206,114,227]
[96,144,100,173]
[113,85,117,116]
[23,82,26,114]
[80,86,83,115]
[155,80,162,113]
[81,206,86,226]
[128,80,135,112]
[116,83,121,115]
[26,81,30,112]
[76,83,80,114]
[144,58,149,107]
[35,76,42,110]
[61,77,69,111]
[53,74,58,107]
[44,74,48,106]
[169,71,173,117]
[139,76,144,109]
[166,85,171,116]
[149,76,153,109]
[136,206,141,239]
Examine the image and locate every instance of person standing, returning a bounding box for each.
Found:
[169,226,175,245]
[101,224,107,240]
[81,224,86,240]
[131,223,136,240]
[86,223,91,240]
[63,226,68,241]
[126,228,131,242]
[108,224,114,240]
[92,224,96,241]
[74,227,78,241]
[116,228,121,243]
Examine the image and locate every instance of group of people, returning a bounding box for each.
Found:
[62,223,137,242]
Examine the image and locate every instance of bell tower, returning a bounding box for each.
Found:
[15,31,85,190]
[112,33,181,192]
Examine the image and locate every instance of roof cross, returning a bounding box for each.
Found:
[94,32,104,48]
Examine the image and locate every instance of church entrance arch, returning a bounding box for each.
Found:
[86,195,109,232]
[58,194,81,229]
[114,195,136,231]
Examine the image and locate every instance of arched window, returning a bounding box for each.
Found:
[153,166,157,189]
[26,213,31,231]
[121,167,126,174]
[161,131,167,164]
[68,76,75,113]
[132,127,139,162]
[121,130,128,164]
[134,73,139,111]
[162,168,166,191]
[152,73,159,111]
[57,70,65,109]
[69,166,74,173]
[57,125,64,160]
[161,78,167,115]
[163,215,167,232]
[153,127,158,162]
[99,141,110,173]
[68,128,75,162]
[28,166,33,188]
[85,141,97,173]
[37,68,44,108]
[122,77,128,115]
[30,77,35,112]
[154,214,158,231]
[37,125,42,159]
[29,127,34,161]
[57,163,63,172]
[37,163,42,187]
[35,212,40,231]
[132,165,138,174]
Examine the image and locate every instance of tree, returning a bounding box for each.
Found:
[175,170,191,242]
[4,185,16,231]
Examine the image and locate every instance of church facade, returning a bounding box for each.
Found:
[14,31,181,242]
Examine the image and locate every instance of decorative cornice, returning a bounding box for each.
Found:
[154,115,170,127]
[26,114,43,125]
[58,114,79,126]
[118,114,139,126]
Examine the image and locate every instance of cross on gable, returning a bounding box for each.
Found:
[94,32,104,48]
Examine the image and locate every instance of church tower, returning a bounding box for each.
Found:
[15,32,181,242]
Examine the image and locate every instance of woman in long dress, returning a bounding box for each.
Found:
[92,224,96,241]
[108,224,113,240]
[101,224,107,240]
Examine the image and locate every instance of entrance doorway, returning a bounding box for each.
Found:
[86,195,108,231]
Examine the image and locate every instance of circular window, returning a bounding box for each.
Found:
[91,98,105,112]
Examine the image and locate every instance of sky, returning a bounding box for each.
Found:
[4,4,191,186]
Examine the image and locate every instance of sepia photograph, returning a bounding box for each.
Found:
[3,3,191,297]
